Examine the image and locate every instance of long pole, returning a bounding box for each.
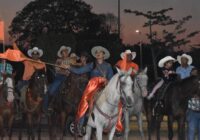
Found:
[118,0,121,40]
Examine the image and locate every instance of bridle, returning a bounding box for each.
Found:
[133,73,147,97]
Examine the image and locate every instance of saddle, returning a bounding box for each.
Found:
[153,82,172,116]
[156,82,172,100]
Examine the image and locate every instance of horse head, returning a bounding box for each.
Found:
[29,69,47,97]
[133,67,148,97]
[116,68,134,108]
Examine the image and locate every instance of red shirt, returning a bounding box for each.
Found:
[116,60,139,76]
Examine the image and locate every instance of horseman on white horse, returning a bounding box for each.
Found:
[65,46,127,133]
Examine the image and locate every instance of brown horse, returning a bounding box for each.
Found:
[48,72,88,140]
[144,75,200,140]
[0,74,15,140]
[18,69,47,140]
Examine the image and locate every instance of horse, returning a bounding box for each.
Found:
[18,69,47,140]
[0,74,15,140]
[123,67,148,140]
[48,72,88,140]
[83,68,134,140]
[144,75,200,140]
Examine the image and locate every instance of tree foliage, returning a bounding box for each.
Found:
[9,0,121,63]
[124,8,200,80]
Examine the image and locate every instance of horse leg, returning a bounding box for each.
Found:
[137,112,145,140]
[8,114,14,140]
[36,114,41,140]
[167,115,174,140]
[48,115,54,140]
[18,113,25,140]
[96,125,103,140]
[108,126,116,140]
[124,110,129,140]
[177,117,186,140]
[146,109,153,140]
[83,125,92,140]
[156,115,162,140]
[0,116,4,140]
[59,111,66,140]
[27,113,33,140]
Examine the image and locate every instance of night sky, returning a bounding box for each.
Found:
[0,0,199,46]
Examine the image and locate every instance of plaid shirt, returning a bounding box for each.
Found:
[0,63,13,81]
[188,98,200,111]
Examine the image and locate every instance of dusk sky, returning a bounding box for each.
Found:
[0,0,199,46]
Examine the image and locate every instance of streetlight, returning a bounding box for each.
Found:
[118,0,121,40]
[135,30,143,69]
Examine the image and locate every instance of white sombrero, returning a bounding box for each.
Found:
[57,45,71,57]
[120,50,136,60]
[27,47,43,57]
[70,53,80,59]
[158,56,176,68]
[177,54,193,65]
[91,46,110,60]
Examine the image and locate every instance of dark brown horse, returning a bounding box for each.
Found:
[48,72,88,140]
[18,69,47,140]
[0,74,15,140]
[144,75,200,140]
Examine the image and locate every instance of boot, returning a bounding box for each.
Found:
[47,95,54,114]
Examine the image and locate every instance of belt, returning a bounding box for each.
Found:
[189,109,200,113]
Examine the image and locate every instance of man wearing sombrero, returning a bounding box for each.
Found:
[15,47,45,119]
[45,45,71,111]
[116,49,139,76]
[66,46,123,132]
[147,56,176,99]
[176,54,194,79]
[16,47,45,94]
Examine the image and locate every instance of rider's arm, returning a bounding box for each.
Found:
[70,63,93,74]
[106,64,114,80]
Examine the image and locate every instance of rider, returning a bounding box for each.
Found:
[65,46,124,131]
[16,47,45,97]
[116,49,139,76]
[46,45,71,111]
[176,54,194,79]
[147,56,176,99]
[0,59,14,103]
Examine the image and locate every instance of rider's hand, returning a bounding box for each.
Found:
[64,65,71,69]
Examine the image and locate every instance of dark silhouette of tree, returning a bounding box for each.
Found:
[124,8,199,80]
[9,0,111,47]
[9,0,121,63]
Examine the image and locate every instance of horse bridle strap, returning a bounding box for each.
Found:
[95,103,118,131]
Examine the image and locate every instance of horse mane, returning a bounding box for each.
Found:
[104,73,120,93]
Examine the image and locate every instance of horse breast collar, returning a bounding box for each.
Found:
[94,103,118,132]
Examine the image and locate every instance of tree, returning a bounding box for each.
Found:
[9,0,121,63]
[124,8,199,80]
[9,0,104,48]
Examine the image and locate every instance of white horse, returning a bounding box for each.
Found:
[84,68,134,140]
[124,67,148,140]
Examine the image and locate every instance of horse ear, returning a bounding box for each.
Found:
[116,67,122,74]
[143,67,148,74]
[127,68,132,75]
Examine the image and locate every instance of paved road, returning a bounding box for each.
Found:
[6,115,188,140]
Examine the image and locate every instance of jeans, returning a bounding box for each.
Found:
[16,80,29,91]
[43,74,67,110]
[187,109,200,140]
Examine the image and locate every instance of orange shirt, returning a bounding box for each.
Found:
[23,60,46,80]
[116,60,139,76]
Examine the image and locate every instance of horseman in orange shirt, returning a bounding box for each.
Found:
[116,50,139,75]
